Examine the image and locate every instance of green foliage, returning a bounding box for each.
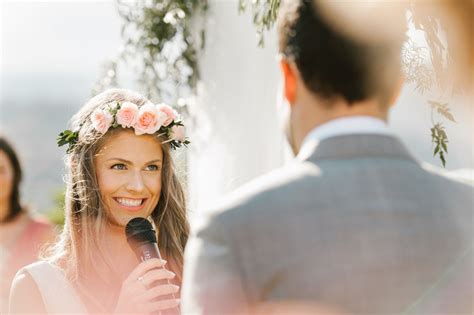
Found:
[117,0,207,102]
[428,101,456,123]
[238,0,280,46]
[429,101,456,167]
[45,189,66,227]
[402,40,433,94]
[430,123,448,167]
[94,0,208,103]
[408,3,461,167]
[57,130,79,153]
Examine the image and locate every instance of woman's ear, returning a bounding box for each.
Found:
[280,59,298,105]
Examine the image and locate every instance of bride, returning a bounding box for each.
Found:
[9,89,189,314]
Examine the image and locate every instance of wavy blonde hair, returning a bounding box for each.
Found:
[45,89,189,285]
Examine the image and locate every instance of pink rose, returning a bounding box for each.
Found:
[156,103,177,127]
[171,125,186,142]
[91,108,113,134]
[116,102,139,128]
[134,103,162,135]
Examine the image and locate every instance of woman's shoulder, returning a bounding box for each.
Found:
[19,260,55,274]
[11,261,87,314]
[14,261,60,287]
[9,262,47,313]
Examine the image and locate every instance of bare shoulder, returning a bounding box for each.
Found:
[9,269,46,314]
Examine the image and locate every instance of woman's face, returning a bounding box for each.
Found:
[0,150,14,204]
[94,129,163,227]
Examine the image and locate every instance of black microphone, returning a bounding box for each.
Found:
[125,217,178,314]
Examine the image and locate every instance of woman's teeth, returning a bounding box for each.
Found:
[116,198,143,207]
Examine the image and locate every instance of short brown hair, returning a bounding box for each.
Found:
[278,0,406,105]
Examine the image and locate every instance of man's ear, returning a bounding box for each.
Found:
[280,59,298,105]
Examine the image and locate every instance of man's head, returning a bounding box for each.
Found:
[277,0,406,154]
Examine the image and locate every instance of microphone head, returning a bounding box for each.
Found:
[125,217,157,246]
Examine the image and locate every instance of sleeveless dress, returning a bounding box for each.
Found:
[20,261,88,314]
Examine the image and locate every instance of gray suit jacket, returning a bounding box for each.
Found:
[182,135,473,314]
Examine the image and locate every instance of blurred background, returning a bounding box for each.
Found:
[0,0,472,224]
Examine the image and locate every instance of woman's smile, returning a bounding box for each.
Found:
[114,197,147,211]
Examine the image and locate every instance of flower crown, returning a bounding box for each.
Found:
[57,101,190,153]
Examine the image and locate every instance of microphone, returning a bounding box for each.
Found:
[126,217,162,261]
[125,217,178,314]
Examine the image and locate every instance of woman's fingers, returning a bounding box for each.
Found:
[127,258,167,281]
[143,298,181,312]
[140,284,180,301]
[116,259,179,314]
[141,269,176,287]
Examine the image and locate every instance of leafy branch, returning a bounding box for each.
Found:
[402,40,433,94]
[94,0,208,104]
[431,123,448,167]
[238,0,280,46]
[428,101,456,123]
[57,130,79,154]
[428,100,456,167]
[407,2,461,167]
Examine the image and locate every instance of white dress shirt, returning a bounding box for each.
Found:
[297,116,393,160]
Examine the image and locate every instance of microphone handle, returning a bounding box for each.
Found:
[136,243,179,315]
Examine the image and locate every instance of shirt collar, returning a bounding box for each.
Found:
[297,116,393,161]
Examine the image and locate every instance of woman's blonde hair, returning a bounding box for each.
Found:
[45,89,189,285]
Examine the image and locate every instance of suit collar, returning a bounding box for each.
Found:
[298,134,417,163]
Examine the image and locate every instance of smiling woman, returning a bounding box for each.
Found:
[8,89,189,314]
[95,130,164,227]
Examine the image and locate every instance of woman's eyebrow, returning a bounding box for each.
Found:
[106,158,131,164]
[105,158,162,164]
[146,159,162,164]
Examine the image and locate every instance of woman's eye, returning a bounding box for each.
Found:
[111,164,127,170]
[145,165,160,171]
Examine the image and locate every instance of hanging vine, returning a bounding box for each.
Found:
[93,0,208,106]
[238,0,280,47]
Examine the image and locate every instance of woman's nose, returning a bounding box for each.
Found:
[126,171,145,193]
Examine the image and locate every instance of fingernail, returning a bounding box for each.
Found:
[174,298,181,305]
[172,285,180,292]
[160,259,167,265]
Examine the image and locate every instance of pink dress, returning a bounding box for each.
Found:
[0,218,55,313]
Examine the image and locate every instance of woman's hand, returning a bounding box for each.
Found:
[114,258,180,314]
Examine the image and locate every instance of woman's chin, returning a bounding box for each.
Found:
[111,213,150,228]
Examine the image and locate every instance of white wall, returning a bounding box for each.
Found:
[187,0,286,213]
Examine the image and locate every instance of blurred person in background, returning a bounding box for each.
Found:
[9,89,189,314]
[0,136,56,314]
[182,0,473,314]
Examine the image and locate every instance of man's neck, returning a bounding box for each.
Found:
[293,97,388,153]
